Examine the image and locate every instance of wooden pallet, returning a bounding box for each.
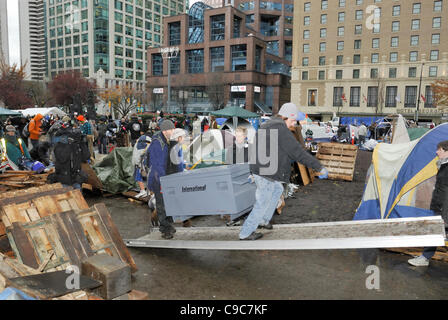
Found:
[316,143,358,182]
[0,183,64,200]
[384,246,448,263]
[6,203,137,273]
[0,170,54,192]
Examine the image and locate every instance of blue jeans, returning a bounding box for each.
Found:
[239,175,284,239]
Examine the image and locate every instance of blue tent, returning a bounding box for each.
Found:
[354,123,448,220]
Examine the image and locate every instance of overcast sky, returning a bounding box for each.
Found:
[7,0,21,66]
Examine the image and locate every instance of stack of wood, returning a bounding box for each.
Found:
[0,183,148,300]
[0,170,54,192]
[384,246,448,263]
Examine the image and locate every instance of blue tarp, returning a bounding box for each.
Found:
[340,116,383,126]
[0,287,36,300]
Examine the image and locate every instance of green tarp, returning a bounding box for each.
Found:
[93,147,136,194]
[407,127,430,141]
[0,108,20,117]
[210,106,260,119]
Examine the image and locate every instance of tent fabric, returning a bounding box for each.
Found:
[407,127,430,141]
[391,115,410,144]
[18,107,67,118]
[0,107,20,117]
[210,106,260,119]
[93,147,136,194]
[354,123,448,220]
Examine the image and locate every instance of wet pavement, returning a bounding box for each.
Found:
[86,194,448,300]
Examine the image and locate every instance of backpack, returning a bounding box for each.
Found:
[22,121,31,138]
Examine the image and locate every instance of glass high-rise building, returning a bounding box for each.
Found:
[46,0,187,90]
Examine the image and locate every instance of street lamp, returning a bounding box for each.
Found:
[416,62,425,124]
[160,46,180,113]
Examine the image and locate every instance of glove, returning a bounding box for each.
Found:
[318,167,329,180]
[248,175,255,184]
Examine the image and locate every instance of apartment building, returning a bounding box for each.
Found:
[0,0,46,81]
[291,0,448,123]
[146,0,293,113]
[45,0,187,90]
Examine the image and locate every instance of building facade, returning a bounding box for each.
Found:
[45,0,187,90]
[292,0,448,123]
[0,0,46,81]
[146,0,293,114]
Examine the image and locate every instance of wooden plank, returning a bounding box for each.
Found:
[297,164,311,186]
[8,223,40,269]
[0,220,5,237]
[64,210,94,258]
[50,214,82,269]
[94,203,138,273]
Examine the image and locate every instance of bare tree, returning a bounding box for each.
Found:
[206,72,226,111]
[24,81,52,108]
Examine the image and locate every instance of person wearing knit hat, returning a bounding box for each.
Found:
[167,128,187,175]
[144,118,176,239]
[5,125,16,133]
[238,102,329,241]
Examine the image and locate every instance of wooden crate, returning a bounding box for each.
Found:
[316,143,358,182]
[6,203,137,273]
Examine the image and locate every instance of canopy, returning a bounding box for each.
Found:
[18,107,67,118]
[0,107,21,117]
[354,123,448,220]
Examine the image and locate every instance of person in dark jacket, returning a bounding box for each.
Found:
[226,126,249,164]
[129,116,142,146]
[239,103,329,240]
[166,128,187,175]
[145,120,176,239]
[408,140,448,267]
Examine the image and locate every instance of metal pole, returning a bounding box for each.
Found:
[167,55,171,113]
[416,62,424,124]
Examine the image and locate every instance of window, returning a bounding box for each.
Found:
[353,54,361,64]
[367,87,378,107]
[433,17,441,28]
[152,54,163,76]
[350,87,361,107]
[302,57,309,66]
[321,14,327,24]
[355,25,362,35]
[303,30,310,39]
[308,89,317,106]
[302,71,308,80]
[356,0,363,4]
[304,2,311,11]
[319,56,326,66]
[338,12,345,22]
[411,19,420,30]
[432,34,440,45]
[336,70,343,79]
[318,71,325,80]
[339,0,345,8]
[210,15,225,41]
[319,42,326,52]
[303,44,310,53]
[338,27,344,36]
[371,68,378,79]
[434,1,442,12]
[321,0,328,10]
[337,41,344,51]
[425,86,434,108]
[392,5,400,16]
[413,3,421,14]
[353,69,360,79]
[373,23,380,33]
[210,47,224,72]
[187,49,204,73]
[336,55,343,65]
[169,22,181,45]
[390,52,398,62]
[431,50,439,61]
[410,35,419,46]
[389,68,397,78]
[429,66,438,77]
[372,38,379,49]
[409,67,417,77]
[392,21,400,32]
[391,37,399,47]
[304,16,310,26]
[169,54,180,75]
[385,86,398,107]
[409,51,418,62]
[355,10,363,20]
[405,86,417,107]
[320,28,326,38]
[231,45,246,71]
[333,87,343,106]
[371,53,379,63]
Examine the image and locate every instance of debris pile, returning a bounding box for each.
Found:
[0,183,147,300]
[0,170,54,192]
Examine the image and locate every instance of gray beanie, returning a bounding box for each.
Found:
[160,119,175,132]
[278,103,299,120]
[5,125,16,132]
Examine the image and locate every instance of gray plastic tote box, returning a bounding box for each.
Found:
[160,164,256,219]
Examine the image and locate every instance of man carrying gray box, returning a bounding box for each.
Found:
[239,103,329,240]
